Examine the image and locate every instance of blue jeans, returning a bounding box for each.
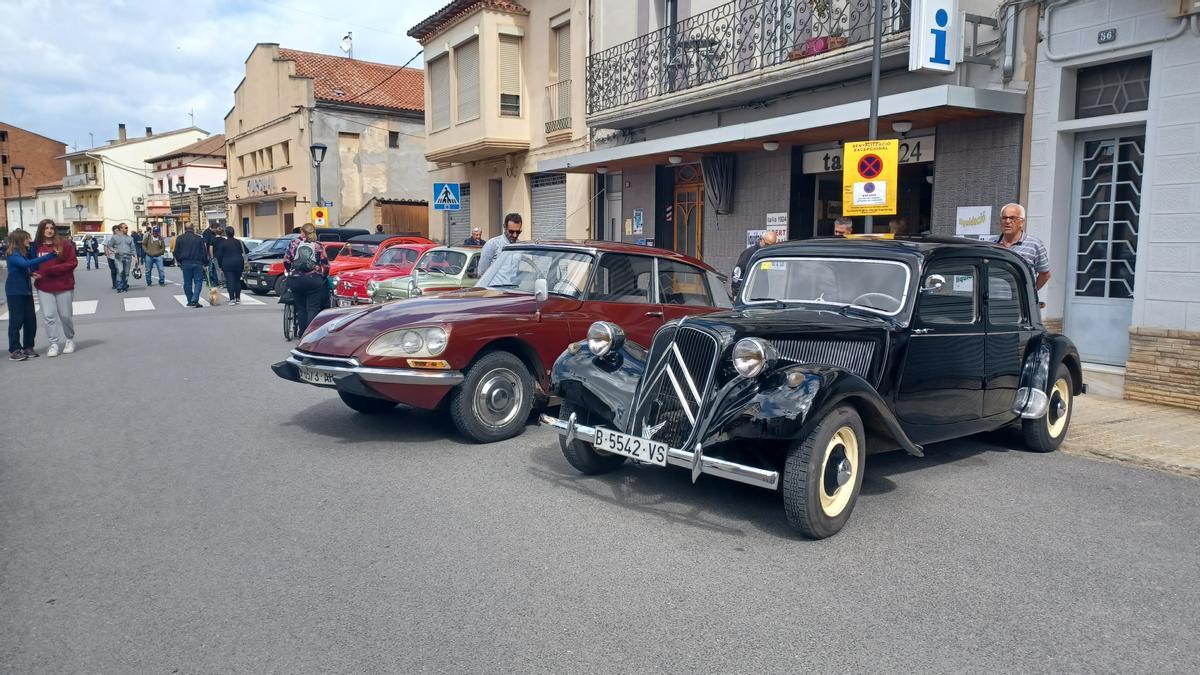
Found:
[182,262,205,304]
[145,256,165,285]
[86,252,99,269]
[115,255,132,291]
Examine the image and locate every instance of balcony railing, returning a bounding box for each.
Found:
[587,0,911,115]
[545,79,572,134]
[63,173,99,189]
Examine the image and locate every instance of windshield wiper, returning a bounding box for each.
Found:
[836,304,897,326]
[748,297,787,308]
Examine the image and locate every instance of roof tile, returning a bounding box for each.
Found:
[409,0,529,42]
[278,48,424,113]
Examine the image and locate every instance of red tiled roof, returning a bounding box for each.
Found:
[278,48,424,114]
[145,134,226,163]
[409,0,529,42]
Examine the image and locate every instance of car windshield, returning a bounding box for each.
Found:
[416,250,468,275]
[742,256,912,316]
[344,243,379,258]
[479,248,593,299]
[377,247,419,267]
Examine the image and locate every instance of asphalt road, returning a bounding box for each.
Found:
[2,264,1199,673]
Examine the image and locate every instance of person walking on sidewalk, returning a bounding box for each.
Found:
[173,224,210,307]
[284,222,330,332]
[83,235,100,270]
[216,226,248,305]
[132,227,146,267]
[108,223,135,293]
[5,230,57,361]
[32,219,79,357]
[104,233,118,289]
[142,226,167,286]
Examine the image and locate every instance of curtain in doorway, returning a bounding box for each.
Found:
[701,153,735,215]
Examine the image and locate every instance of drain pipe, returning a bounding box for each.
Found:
[1002,2,1018,83]
[1043,0,1190,62]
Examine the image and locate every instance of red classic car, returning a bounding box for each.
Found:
[327,234,435,283]
[271,241,731,443]
[331,242,438,307]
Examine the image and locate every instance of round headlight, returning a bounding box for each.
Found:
[732,338,774,378]
[400,330,424,354]
[587,321,622,357]
[329,275,340,286]
[424,327,448,355]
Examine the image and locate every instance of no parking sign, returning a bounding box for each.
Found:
[842,140,899,216]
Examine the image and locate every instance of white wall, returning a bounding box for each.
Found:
[90,130,208,227]
[5,197,37,232]
[35,189,71,224]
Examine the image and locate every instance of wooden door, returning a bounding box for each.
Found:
[673,164,704,259]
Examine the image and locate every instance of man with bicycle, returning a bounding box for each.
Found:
[284,222,330,334]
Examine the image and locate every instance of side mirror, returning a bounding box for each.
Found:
[534,277,549,303]
[922,274,946,293]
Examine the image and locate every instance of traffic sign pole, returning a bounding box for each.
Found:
[865,0,883,232]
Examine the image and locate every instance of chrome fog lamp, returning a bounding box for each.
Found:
[732,338,776,378]
[587,321,624,357]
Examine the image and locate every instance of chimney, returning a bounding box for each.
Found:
[118,123,127,142]
[145,126,153,137]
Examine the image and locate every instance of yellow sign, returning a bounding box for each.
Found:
[311,207,328,227]
[842,139,899,216]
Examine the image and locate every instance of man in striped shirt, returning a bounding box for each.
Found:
[986,203,1051,290]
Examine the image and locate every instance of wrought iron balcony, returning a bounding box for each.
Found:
[587,0,911,116]
[545,80,573,134]
[63,172,100,190]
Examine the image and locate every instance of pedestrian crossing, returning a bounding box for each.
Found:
[1,292,265,320]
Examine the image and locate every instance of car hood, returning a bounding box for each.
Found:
[338,266,412,284]
[329,259,371,275]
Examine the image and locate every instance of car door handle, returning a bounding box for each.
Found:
[912,328,932,335]
[644,311,664,318]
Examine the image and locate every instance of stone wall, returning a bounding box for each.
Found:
[1125,328,1200,411]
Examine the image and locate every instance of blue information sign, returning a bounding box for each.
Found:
[433,183,462,211]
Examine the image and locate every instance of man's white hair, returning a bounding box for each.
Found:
[1001,203,1026,219]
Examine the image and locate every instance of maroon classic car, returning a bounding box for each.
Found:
[272,241,731,442]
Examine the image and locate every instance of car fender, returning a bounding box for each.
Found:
[1013,333,1084,419]
[551,340,647,430]
[715,365,924,457]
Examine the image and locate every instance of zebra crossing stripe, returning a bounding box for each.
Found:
[73,300,99,316]
[123,297,155,312]
[174,295,209,307]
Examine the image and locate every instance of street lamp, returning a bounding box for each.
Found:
[309,143,327,208]
[11,164,25,232]
[74,203,84,230]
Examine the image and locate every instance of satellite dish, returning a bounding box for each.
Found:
[339,33,353,57]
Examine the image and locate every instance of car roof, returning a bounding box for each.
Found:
[506,239,717,272]
[423,245,481,254]
[347,233,433,245]
[757,235,1029,267]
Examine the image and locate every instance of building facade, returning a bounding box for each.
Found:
[540,0,1033,280]
[58,125,208,233]
[0,122,67,231]
[224,44,427,239]
[408,0,593,244]
[1028,0,1200,407]
[34,181,71,226]
[145,134,228,233]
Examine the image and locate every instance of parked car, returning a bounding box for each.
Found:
[271,241,731,443]
[331,242,439,307]
[369,246,483,304]
[243,228,370,296]
[540,236,1085,540]
[326,234,435,286]
[73,234,88,255]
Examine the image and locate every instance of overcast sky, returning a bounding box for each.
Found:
[0,0,439,150]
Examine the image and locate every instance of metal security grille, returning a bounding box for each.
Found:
[771,339,875,379]
[1075,57,1151,120]
[446,183,471,245]
[1075,135,1144,299]
[530,173,567,240]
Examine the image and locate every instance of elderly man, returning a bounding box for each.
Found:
[731,229,778,298]
[986,203,1050,290]
[463,228,484,247]
[833,216,853,237]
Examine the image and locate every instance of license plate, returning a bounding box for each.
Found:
[298,366,336,386]
[336,298,353,308]
[593,427,668,466]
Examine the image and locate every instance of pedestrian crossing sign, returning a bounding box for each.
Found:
[311,207,328,226]
[433,182,462,211]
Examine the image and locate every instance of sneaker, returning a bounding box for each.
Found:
[9,351,27,362]
[47,344,60,358]
[23,348,38,358]
[63,340,75,354]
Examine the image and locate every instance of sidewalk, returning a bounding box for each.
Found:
[1064,394,1200,478]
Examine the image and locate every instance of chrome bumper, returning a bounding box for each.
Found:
[287,350,464,386]
[539,413,780,491]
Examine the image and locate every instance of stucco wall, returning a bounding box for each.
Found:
[700,149,792,284]
[930,115,1023,236]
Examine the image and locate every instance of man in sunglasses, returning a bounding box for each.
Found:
[478,213,523,276]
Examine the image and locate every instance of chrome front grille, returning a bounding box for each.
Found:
[771,339,874,379]
[632,325,719,449]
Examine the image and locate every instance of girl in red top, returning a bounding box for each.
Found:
[32,219,79,357]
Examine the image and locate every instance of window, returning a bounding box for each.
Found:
[456,38,480,122]
[388,131,400,148]
[1,153,7,164]
[430,55,450,130]
[254,201,277,217]
[987,263,1026,326]
[916,264,978,326]
[1076,57,1151,119]
[281,141,290,165]
[0,131,6,142]
[588,254,654,303]
[266,146,274,170]
[657,259,713,306]
[2,177,8,187]
[239,156,246,175]
[553,24,570,83]
[499,35,522,117]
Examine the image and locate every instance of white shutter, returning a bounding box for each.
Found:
[430,56,450,130]
[446,184,472,245]
[499,35,521,117]
[556,25,571,82]
[456,39,480,121]
[530,173,567,240]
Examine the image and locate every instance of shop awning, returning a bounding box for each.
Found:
[537,85,1025,173]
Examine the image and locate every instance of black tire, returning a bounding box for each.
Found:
[449,351,534,443]
[1022,365,1073,453]
[272,276,286,297]
[250,288,271,296]
[283,303,296,341]
[338,391,398,414]
[558,403,627,475]
[782,405,866,540]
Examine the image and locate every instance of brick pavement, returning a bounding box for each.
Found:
[1064,393,1200,478]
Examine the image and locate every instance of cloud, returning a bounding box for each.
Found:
[0,0,435,149]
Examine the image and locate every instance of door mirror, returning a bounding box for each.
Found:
[533,277,549,303]
[922,274,947,293]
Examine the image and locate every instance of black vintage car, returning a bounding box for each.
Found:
[540,236,1084,539]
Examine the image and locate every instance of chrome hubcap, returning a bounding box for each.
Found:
[835,458,852,487]
[475,368,523,428]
